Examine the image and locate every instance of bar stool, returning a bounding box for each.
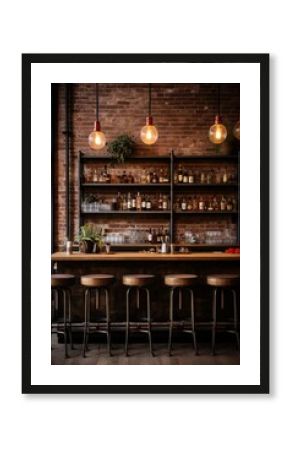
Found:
[51,274,75,358]
[164,274,199,356]
[123,274,155,357]
[206,274,240,355]
[81,274,115,357]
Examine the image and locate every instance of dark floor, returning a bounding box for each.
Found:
[51,334,240,365]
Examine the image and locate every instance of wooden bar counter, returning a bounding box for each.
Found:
[51,250,239,325]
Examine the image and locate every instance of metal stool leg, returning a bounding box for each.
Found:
[105,288,112,356]
[212,287,218,355]
[145,288,154,357]
[125,287,131,356]
[189,288,198,356]
[67,288,74,350]
[62,288,68,358]
[168,287,175,356]
[82,288,90,357]
[232,288,239,350]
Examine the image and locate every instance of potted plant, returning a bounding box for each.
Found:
[107,134,135,163]
[76,223,104,253]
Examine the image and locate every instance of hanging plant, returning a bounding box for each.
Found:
[106,134,135,164]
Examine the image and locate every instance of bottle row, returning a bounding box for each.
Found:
[81,193,237,213]
[175,195,237,212]
[83,165,170,184]
[173,165,237,184]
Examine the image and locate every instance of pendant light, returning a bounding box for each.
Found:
[88,83,106,151]
[209,83,227,144]
[233,120,240,140]
[140,83,158,145]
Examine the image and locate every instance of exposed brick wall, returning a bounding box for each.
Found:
[53,83,239,249]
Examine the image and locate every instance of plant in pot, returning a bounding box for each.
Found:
[107,134,135,164]
[76,223,104,253]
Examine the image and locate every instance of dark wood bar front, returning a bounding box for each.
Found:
[52,251,239,324]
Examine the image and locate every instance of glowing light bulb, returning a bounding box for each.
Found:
[88,121,106,150]
[209,115,227,144]
[140,116,158,145]
[233,120,240,140]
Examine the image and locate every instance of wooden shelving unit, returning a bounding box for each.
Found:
[79,150,240,247]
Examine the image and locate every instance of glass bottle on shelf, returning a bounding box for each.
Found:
[188,169,194,184]
[174,170,178,184]
[92,169,98,183]
[147,228,153,243]
[215,170,222,184]
[131,193,136,210]
[175,197,181,211]
[111,196,117,211]
[163,169,169,183]
[213,196,219,211]
[187,198,193,211]
[177,165,183,183]
[159,168,164,183]
[158,193,163,210]
[106,167,111,184]
[222,168,228,184]
[122,170,128,183]
[116,192,122,210]
[146,196,152,210]
[136,192,141,210]
[141,171,147,184]
[181,197,187,211]
[226,197,233,211]
[200,171,206,184]
[146,170,151,184]
[207,196,214,211]
[127,192,132,210]
[206,171,212,184]
[220,196,227,211]
[152,171,158,183]
[192,196,198,211]
[128,172,134,184]
[141,194,147,210]
[122,194,127,211]
[199,196,205,211]
[162,195,168,210]
[183,168,189,183]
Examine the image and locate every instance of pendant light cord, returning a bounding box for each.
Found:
[217,83,221,116]
[148,83,152,117]
[96,83,99,121]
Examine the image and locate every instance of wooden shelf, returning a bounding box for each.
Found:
[81,183,171,188]
[174,183,238,188]
[174,210,238,215]
[173,154,239,161]
[80,153,171,161]
[81,210,171,215]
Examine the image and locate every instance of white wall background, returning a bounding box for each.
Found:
[0,1,287,449]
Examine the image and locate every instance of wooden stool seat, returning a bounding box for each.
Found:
[206,274,239,288]
[51,274,75,288]
[81,274,115,287]
[165,274,198,287]
[123,274,155,287]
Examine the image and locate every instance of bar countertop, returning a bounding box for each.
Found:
[51,251,240,262]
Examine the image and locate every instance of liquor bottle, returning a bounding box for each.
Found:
[226,197,233,211]
[188,169,194,184]
[158,193,163,210]
[162,195,168,210]
[147,228,153,243]
[141,194,147,210]
[178,165,183,183]
[152,228,157,243]
[207,196,214,211]
[128,172,134,184]
[159,168,164,183]
[222,168,228,184]
[116,192,122,210]
[165,229,170,243]
[220,196,227,211]
[146,170,151,184]
[146,196,152,210]
[127,192,132,210]
[92,169,98,183]
[111,196,117,211]
[163,169,169,183]
[212,196,219,211]
[136,192,141,210]
[157,228,162,243]
[183,169,189,184]
[122,194,127,211]
[181,197,187,211]
[199,196,205,211]
[106,166,111,183]
[131,193,136,210]
[200,171,206,184]
[192,196,198,211]
[152,171,158,183]
[122,170,128,183]
[187,199,193,211]
[174,170,178,184]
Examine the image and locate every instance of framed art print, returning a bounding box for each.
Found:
[22,53,269,394]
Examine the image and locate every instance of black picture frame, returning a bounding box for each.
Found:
[22,53,269,394]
